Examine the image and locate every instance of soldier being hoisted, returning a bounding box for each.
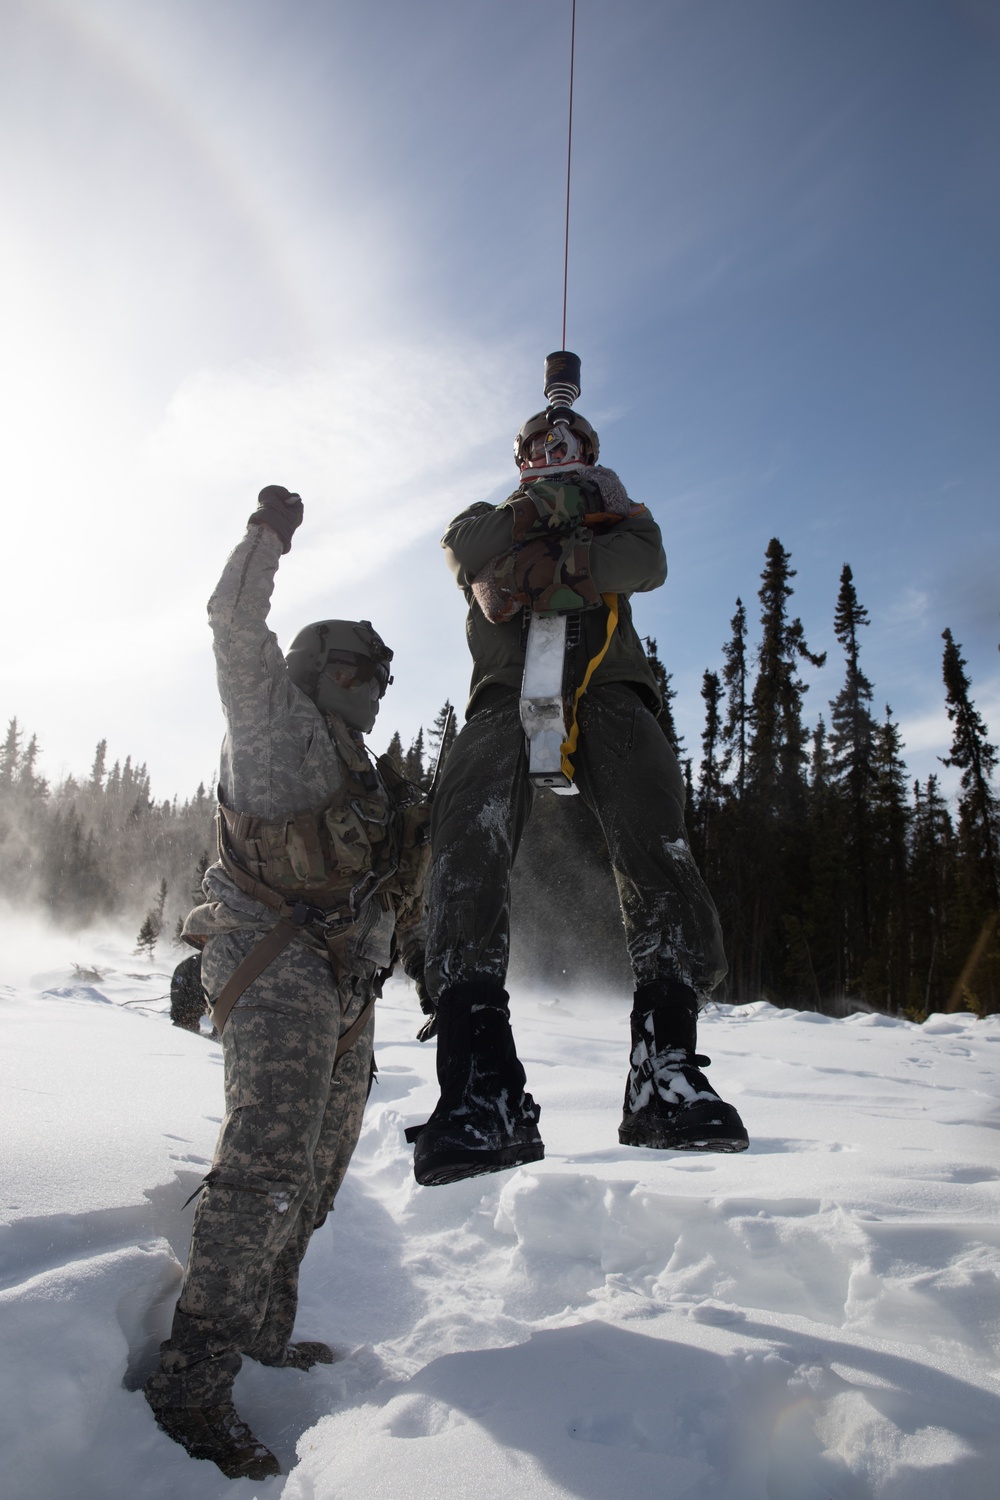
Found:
[408,352,748,1187]
[143,487,428,1480]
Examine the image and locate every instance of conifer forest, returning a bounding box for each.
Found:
[2,538,997,1018]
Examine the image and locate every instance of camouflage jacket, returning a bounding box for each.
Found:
[184,525,424,972]
[442,466,666,716]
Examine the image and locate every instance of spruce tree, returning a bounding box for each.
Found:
[712,600,752,1001]
[940,630,1000,1010]
[748,539,826,807]
[743,539,825,1001]
[0,718,21,789]
[135,911,159,959]
[828,564,877,990]
[136,879,168,959]
[643,638,684,755]
[190,851,210,906]
[383,731,406,776]
[802,717,848,1006]
[405,728,426,787]
[18,735,48,798]
[908,776,956,1015]
[89,739,107,792]
[865,709,911,1012]
[941,630,1000,907]
[720,599,749,803]
[694,670,724,876]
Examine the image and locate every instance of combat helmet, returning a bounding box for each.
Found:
[513,350,599,469]
[286,619,393,731]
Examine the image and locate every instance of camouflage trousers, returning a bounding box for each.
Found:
[146,928,374,1410]
[424,683,727,1002]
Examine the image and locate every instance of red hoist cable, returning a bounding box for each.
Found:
[561,0,577,351]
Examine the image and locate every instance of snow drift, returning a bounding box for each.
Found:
[2,934,999,1499]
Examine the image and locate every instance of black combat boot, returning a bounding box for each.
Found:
[618,980,749,1152]
[408,981,544,1186]
[144,1397,281,1480]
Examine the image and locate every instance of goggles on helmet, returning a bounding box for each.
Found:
[322,650,393,698]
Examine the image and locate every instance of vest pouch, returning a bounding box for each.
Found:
[389,800,431,924]
[235,815,324,895]
[353,789,390,828]
[321,801,374,877]
[284,814,326,887]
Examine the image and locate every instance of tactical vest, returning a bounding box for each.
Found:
[216,713,421,933]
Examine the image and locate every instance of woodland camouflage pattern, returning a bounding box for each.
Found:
[147,524,423,1414]
[490,528,602,617]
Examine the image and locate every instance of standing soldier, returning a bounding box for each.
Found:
[409,355,748,1187]
[144,487,427,1479]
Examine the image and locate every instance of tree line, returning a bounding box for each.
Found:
[509,539,999,1018]
[2,538,997,1015]
[0,725,212,950]
[691,541,998,1016]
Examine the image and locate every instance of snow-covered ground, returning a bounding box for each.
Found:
[2,924,999,1500]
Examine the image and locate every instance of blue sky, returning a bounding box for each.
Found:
[1,0,997,799]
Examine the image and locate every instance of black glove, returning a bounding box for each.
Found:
[407,961,438,1041]
[247,485,304,553]
[416,1010,438,1043]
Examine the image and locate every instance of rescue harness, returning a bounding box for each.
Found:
[209,715,425,1038]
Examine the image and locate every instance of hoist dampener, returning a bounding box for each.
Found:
[518,350,584,796]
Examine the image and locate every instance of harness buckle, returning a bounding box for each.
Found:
[351,796,390,828]
[290,900,322,927]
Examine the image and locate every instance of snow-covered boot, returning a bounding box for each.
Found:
[408,981,544,1185]
[618,981,748,1152]
[144,1397,281,1480]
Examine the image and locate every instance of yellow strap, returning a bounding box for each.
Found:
[559,593,619,781]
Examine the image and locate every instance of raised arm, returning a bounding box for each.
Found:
[208,486,304,713]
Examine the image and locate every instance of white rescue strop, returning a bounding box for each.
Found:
[519,592,620,795]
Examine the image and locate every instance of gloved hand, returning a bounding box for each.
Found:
[247,485,304,553]
[416,1011,438,1043]
[406,960,438,1041]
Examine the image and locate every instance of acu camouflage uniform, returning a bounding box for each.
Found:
[146,525,425,1412]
